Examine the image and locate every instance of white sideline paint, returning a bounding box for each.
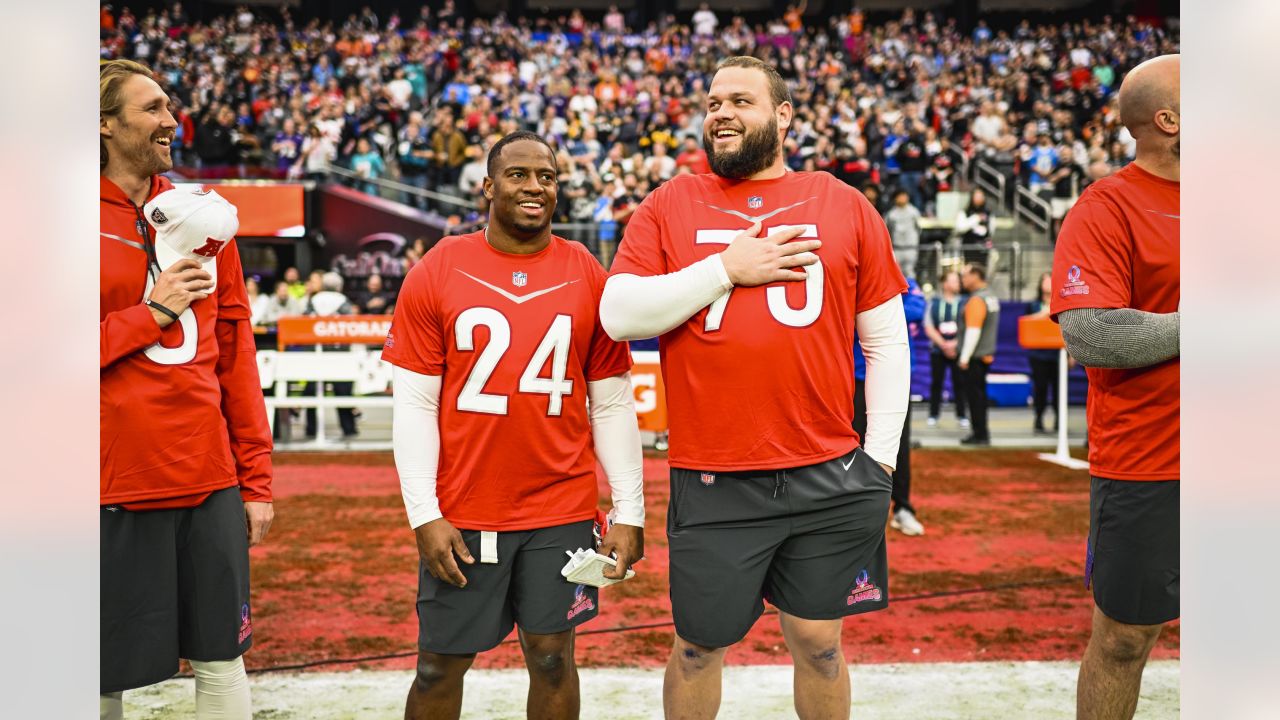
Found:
[122,660,1178,719]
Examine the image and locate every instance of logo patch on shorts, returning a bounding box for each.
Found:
[846,569,883,606]
[237,604,253,643]
[700,473,716,486]
[567,584,595,620]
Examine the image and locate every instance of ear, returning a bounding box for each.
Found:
[100,115,113,140]
[482,176,494,202]
[777,100,794,135]
[1155,108,1179,137]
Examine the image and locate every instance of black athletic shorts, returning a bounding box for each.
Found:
[667,448,892,649]
[100,486,253,694]
[1085,477,1180,625]
[417,519,598,655]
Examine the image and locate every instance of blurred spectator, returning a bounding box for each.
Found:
[958,262,1000,446]
[923,270,968,428]
[955,188,994,265]
[282,266,307,300]
[860,182,885,216]
[350,137,386,194]
[304,272,358,439]
[262,280,306,325]
[885,189,922,280]
[1026,272,1061,434]
[246,275,269,327]
[271,118,305,176]
[296,125,337,182]
[354,273,393,315]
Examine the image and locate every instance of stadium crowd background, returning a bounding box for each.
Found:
[99,2,1178,316]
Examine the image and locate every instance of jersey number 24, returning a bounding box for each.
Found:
[454,307,574,416]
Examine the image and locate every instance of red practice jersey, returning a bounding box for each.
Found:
[100,176,273,508]
[1051,163,1179,480]
[610,172,906,471]
[382,231,632,531]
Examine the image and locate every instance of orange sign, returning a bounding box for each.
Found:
[630,351,668,432]
[277,315,392,349]
[177,182,305,237]
[1018,315,1065,350]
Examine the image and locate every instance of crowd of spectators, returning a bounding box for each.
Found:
[101,3,1178,225]
[103,1,1176,316]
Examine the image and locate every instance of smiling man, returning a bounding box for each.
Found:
[99,59,273,719]
[383,131,645,720]
[599,57,911,719]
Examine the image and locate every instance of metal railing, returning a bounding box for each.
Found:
[911,239,1050,301]
[973,159,1007,214]
[946,144,971,187]
[551,223,621,267]
[1014,184,1054,245]
[323,163,480,212]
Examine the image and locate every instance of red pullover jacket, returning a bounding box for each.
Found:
[101,175,272,509]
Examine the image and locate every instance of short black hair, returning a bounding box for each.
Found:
[487,130,557,178]
[965,263,988,281]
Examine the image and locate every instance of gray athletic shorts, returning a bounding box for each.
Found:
[100,487,252,693]
[417,519,599,655]
[667,448,892,649]
[1086,477,1180,625]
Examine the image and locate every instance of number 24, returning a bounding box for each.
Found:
[454,307,574,416]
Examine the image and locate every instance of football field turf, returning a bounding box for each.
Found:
[127,448,1179,716]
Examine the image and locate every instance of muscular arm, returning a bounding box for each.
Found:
[1058,307,1180,369]
[856,296,911,469]
[599,255,732,341]
[587,373,645,528]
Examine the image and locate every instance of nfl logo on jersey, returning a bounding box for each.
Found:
[512,271,528,287]
[747,196,763,209]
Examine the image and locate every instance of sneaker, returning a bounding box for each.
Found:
[958,417,971,429]
[927,416,939,427]
[960,434,991,446]
[891,508,925,536]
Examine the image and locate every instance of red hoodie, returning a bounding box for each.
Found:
[100,175,272,509]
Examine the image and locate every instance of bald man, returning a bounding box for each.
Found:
[1050,54,1180,720]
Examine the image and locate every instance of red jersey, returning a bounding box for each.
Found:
[382,232,632,531]
[610,172,906,471]
[100,176,273,508]
[1051,163,1179,480]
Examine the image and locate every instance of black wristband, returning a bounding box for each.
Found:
[145,298,180,322]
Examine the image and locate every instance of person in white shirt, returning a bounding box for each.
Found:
[692,4,718,36]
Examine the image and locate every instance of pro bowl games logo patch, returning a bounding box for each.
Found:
[747,196,763,210]
[238,604,253,643]
[567,584,595,620]
[1061,265,1090,297]
[151,207,169,224]
[846,569,882,606]
[512,271,528,288]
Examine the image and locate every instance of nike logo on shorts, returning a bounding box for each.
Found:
[841,451,858,471]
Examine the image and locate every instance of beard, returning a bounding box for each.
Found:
[704,116,780,180]
[118,119,173,176]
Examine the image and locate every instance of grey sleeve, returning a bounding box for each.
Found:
[1058,307,1180,369]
